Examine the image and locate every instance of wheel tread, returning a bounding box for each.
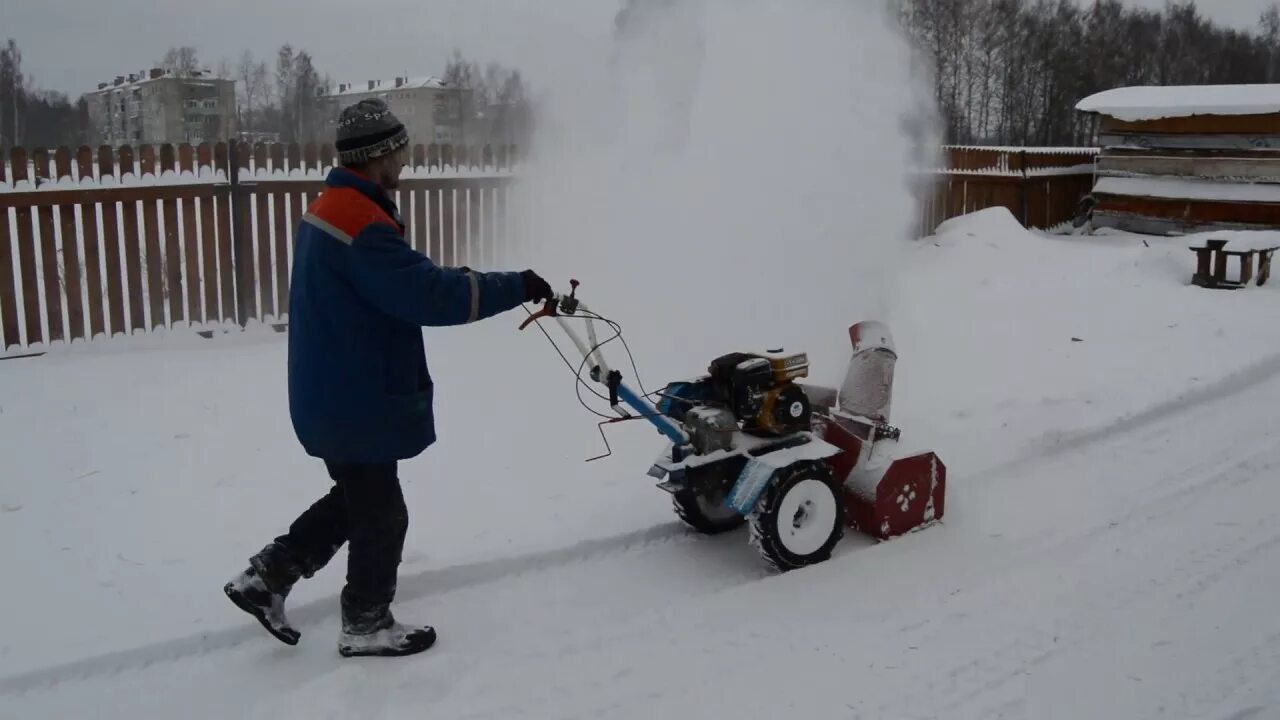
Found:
[747,461,844,572]
[672,489,745,535]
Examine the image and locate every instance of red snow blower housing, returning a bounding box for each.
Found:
[521,283,946,572]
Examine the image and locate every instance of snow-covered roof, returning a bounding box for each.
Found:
[1076,84,1280,122]
[329,77,450,96]
[90,70,226,94]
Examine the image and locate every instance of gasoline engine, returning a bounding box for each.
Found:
[661,350,814,456]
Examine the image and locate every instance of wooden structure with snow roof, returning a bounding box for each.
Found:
[1076,84,1280,235]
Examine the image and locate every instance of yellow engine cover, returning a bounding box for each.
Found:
[765,351,809,382]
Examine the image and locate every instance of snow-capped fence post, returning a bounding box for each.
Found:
[197,143,221,325]
[139,144,165,331]
[178,144,201,327]
[11,147,42,346]
[99,146,126,336]
[76,146,106,340]
[118,145,146,334]
[0,150,16,350]
[35,146,64,342]
[212,142,236,326]
[1017,149,1029,227]
[54,147,84,342]
[159,144,184,327]
[226,139,256,327]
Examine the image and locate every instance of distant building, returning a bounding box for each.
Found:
[321,77,468,146]
[87,68,237,146]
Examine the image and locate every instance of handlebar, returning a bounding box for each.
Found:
[518,278,582,330]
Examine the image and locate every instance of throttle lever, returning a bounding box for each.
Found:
[560,279,581,315]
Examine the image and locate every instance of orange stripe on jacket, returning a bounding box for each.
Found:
[303,186,397,244]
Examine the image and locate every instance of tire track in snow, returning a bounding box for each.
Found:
[875,383,1280,656]
[853,363,1280,719]
[875,441,1280,719]
[0,519,713,695]
[1173,629,1280,720]
[979,348,1280,480]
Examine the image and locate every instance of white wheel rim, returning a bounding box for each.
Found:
[775,478,838,557]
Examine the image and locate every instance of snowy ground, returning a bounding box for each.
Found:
[4,208,1280,718]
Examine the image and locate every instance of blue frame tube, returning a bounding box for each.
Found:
[617,381,687,444]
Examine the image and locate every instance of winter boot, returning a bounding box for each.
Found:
[338,600,436,658]
[223,543,304,646]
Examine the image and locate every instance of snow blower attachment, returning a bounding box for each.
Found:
[520,283,946,572]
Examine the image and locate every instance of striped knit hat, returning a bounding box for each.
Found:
[336,98,409,165]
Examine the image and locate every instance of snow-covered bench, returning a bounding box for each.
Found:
[1190,238,1280,289]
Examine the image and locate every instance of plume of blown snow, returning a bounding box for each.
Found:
[502,0,941,388]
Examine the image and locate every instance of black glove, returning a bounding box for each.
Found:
[521,270,553,304]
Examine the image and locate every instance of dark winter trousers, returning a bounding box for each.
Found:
[261,460,408,626]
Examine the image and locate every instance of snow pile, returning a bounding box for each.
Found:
[1077,83,1280,121]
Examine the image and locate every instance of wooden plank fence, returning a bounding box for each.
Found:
[916,146,1098,237]
[0,140,518,353]
[0,142,1096,355]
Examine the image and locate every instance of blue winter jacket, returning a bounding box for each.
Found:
[287,167,527,462]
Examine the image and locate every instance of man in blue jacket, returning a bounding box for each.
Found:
[223,98,552,658]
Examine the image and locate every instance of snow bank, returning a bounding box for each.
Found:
[1076,83,1280,122]
[931,205,1026,238]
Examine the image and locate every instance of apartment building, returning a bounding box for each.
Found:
[87,68,237,146]
[321,77,468,145]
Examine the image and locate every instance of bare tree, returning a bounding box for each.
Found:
[291,51,326,143]
[0,38,24,148]
[275,44,296,142]
[237,51,271,136]
[160,46,201,77]
[895,0,1278,146]
[1263,4,1280,82]
[268,44,329,143]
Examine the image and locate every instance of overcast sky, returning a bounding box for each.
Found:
[5,0,1276,96]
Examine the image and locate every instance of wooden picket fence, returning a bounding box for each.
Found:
[917,146,1098,236]
[0,141,518,353]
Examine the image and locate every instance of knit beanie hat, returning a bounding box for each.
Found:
[336,98,410,165]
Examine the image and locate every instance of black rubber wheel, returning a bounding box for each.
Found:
[672,487,746,534]
[747,461,844,571]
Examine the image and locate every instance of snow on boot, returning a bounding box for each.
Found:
[338,606,436,658]
[223,544,304,646]
[224,566,301,645]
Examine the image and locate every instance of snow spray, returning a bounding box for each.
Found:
[498,0,942,389]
